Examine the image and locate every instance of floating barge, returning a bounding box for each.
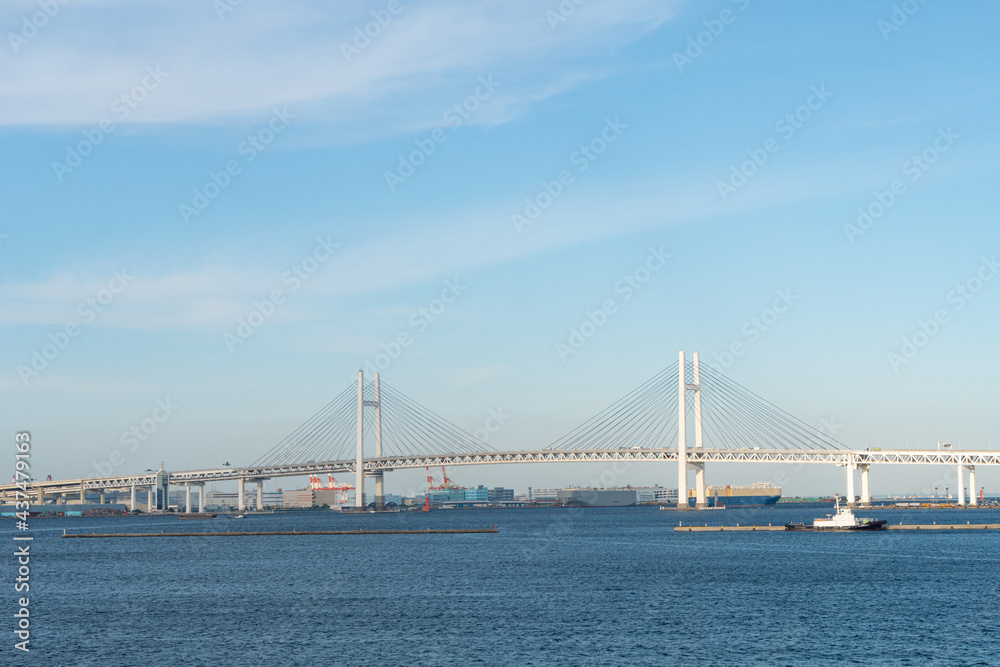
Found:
[62,527,499,538]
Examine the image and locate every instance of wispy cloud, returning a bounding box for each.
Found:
[0,0,677,128]
[0,179,730,331]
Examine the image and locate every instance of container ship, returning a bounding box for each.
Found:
[687,482,781,507]
[557,488,637,507]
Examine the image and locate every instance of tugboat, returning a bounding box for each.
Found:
[785,498,887,531]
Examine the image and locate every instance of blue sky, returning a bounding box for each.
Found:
[2,0,998,497]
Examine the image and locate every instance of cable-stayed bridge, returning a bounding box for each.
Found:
[4,351,998,512]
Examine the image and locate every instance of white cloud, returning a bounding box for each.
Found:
[0,180,717,331]
[0,0,678,127]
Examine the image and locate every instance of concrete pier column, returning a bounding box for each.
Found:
[374,473,384,510]
[956,464,966,506]
[677,350,688,508]
[148,487,156,512]
[969,467,977,506]
[256,481,264,510]
[693,463,707,508]
[845,458,856,508]
[198,485,205,514]
[692,352,707,509]
[355,370,365,508]
[130,484,136,512]
[185,484,192,513]
[859,465,871,506]
[374,372,384,509]
[238,478,246,511]
[80,482,86,504]
[37,487,46,505]
[99,490,105,504]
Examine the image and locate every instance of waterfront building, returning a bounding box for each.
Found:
[487,487,514,502]
[464,485,489,502]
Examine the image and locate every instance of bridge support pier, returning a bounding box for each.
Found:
[677,351,708,508]
[693,463,707,508]
[956,464,966,506]
[845,458,856,508]
[148,486,155,512]
[185,484,192,513]
[968,466,977,506]
[374,473,384,510]
[80,481,86,504]
[238,478,246,512]
[677,351,688,508]
[198,485,205,513]
[256,481,264,511]
[355,370,365,509]
[692,352,708,509]
[373,372,384,509]
[859,464,871,507]
[130,484,136,512]
[99,490,105,505]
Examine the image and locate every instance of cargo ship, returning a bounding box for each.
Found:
[558,488,637,507]
[687,482,780,507]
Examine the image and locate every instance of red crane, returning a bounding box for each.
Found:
[309,475,355,504]
[425,467,447,490]
[424,467,464,511]
[441,467,463,490]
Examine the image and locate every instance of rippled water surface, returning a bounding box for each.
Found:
[3,506,998,665]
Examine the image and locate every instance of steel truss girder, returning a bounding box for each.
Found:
[4,448,1000,495]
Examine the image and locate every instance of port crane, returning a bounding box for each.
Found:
[425,466,462,490]
[423,466,464,511]
[310,474,355,504]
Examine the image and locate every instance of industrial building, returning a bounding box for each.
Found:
[487,487,514,502]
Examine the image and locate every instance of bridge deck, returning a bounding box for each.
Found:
[4,448,1000,496]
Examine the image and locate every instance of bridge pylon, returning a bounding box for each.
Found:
[354,369,384,509]
[678,350,708,509]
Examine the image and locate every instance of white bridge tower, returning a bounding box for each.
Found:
[354,370,384,509]
[677,350,708,509]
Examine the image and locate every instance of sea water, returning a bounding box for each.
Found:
[2,506,997,665]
